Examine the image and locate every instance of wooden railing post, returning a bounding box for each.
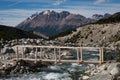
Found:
[16,46,19,60]
[34,48,37,63]
[22,47,24,59]
[59,48,61,63]
[80,47,83,62]
[40,47,43,60]
[101,47,104,63]
[54,48,57,64]
[77,48,80,64]
[99,48,102,64]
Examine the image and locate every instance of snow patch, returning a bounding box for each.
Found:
[43,10,51,15]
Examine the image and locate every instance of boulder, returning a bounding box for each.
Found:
[82,75,89,80]
[110,67,120,77]
[89,73,113,80]
[0,59,51,76]
[108,63,120,77]
[1,47,15,54]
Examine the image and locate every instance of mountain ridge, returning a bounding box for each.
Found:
[16,10,92,37]
[54,12,120,47]
[0,25,43,40]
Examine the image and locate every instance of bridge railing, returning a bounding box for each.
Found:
[12,45,104,64]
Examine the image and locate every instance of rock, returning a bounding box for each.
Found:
[1,47,15,54]
[110,67,120,77]
[82,75,89,80]
[85,62,120,80]
[98,64,107,71]
[11,60,17,66]
[107,63,120,78]
[117,76,120,80]
[0,59,51,76]
[89,74,113,80]
[108,63,120,71]
[0,70,6,75]
[101,70,109,75]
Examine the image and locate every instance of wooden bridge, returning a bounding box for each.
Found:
[12,45,104,64]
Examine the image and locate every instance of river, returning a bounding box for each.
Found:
[0,50,98,80]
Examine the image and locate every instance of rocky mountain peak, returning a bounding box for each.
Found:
[92,14,104,20]
[43,10,51,15]
[16,10,92,37]
[92,13,111,20]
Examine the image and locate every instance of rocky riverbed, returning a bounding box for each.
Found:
[0,59,51,77]
[82,62,120,80]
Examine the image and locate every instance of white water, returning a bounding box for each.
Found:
[0,63,90,80]
[0,51,98,80]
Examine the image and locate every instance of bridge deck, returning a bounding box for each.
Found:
[12,58,101,64]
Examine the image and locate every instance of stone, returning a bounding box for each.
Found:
[110,67,120,77]
[82,75,89,80]
[1,47,15,54]
[89,74,113,80]
[108,63,120,71]
[98,64,107,71]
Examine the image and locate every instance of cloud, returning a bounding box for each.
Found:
[0,9,41,26]
[94,0,109,4]
[0,1,119,26]
[53,0,67,6]
[8,1,22,7]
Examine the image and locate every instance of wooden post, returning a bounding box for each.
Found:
[54,48,57,64]
[27,47,29,59]
[34,48,37,63]
[77,48,80,64]
[80,47,83,62]
[101,48,104,63]
[22,47,24,58]
[59,48,61,62]
[99,48,102,64]
[38,48,40,60]
[40,48,42,60]
[16,46,19,60]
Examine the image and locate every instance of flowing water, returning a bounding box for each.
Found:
[0,63,95,80]
[0,50,98,80]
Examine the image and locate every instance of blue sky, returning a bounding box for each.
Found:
[0,0,120,26]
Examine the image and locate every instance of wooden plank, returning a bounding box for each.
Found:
[12,58,101,64]
[17,45,101,50]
